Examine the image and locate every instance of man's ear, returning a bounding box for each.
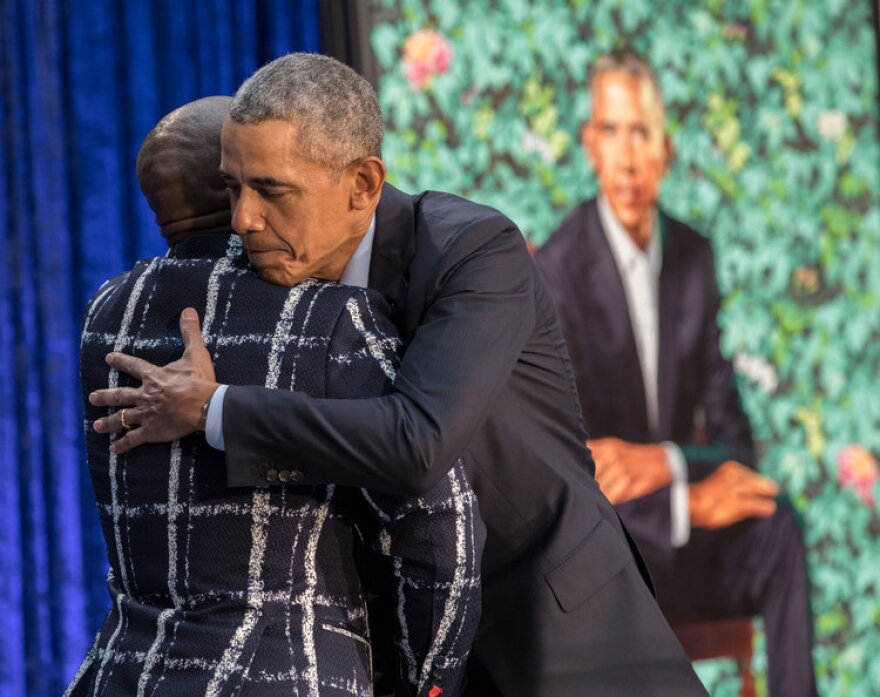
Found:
[349,157,386,210]
[581,121,599,172]
[663,134,675,171]
[580,121,591,153]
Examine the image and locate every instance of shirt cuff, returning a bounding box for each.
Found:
[205,384,229,451]
[663,442,691,548]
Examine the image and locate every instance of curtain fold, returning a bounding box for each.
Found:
[0,1,320,694]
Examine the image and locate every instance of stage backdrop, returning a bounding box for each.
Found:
[369,0,880,695]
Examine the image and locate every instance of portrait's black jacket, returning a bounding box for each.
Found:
[222,185,706,695]
[535,198,755,554]
[537,197,818,697]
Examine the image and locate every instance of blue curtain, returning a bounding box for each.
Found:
[0,1,320,694]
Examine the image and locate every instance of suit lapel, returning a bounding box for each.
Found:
[370,183,416,335]
[583,202,651,438]
[656,212,680,440]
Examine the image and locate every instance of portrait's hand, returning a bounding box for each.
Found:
[590,437,674,504]
[689,461,779,529]
[90,308,219,454]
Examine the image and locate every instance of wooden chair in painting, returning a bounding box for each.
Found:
[672,618,756,697]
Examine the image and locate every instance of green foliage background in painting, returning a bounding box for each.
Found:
[370,0,880,694]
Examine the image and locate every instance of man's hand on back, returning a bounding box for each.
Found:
[688,461,779,529]
[590,437,674,504]
[90,308,219,454]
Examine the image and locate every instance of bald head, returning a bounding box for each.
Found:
[137,96,233,246]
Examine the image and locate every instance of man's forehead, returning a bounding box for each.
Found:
[221,119,299,170]
[591,72,663,122]
[219,122,335,187]
[221,117,302,147]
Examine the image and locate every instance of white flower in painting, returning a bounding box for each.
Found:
[734,353,779,394]
[817,109,848,142]
[522,130,555,165]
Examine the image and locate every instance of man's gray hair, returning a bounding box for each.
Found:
[589,48,665,117]
[229,52,383,171]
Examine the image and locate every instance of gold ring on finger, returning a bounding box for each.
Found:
[120,409,133,430]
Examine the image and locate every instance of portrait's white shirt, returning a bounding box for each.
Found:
[205,214,376,451]
[598,196,690,547]
[597,195,661,435]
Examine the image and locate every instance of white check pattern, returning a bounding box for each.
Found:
[68,236,483,697]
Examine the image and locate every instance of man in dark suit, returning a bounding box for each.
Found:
[535,49,817,696]
[71,96,483,697]
[90,53,706,695]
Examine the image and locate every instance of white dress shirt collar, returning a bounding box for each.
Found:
[597,195,661,280]
[338,213,376,288]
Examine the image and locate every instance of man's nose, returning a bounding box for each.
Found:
[231,189,265,234]
[617,133,636,170]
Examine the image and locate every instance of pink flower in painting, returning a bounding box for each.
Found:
[403,29,452,91]
[792,266,820,295]
[838,445,879,508]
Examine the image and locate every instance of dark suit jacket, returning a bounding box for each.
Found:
[221,186,706,695]
[535,198,755,552]
[73,235,398,696]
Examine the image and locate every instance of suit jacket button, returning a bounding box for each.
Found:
[278,469,291,483]
[290,469,303,482]
[266,468,279,483]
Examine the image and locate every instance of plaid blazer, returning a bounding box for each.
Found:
[69,235,483,697]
